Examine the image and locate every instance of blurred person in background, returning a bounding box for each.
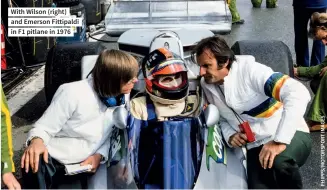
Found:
[226,0,244,24]
[293,0,327,67]
[227,0,278,24]
[294,12,327,131]
[251,0,278,8]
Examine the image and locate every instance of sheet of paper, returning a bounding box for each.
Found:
[64,164,92,175]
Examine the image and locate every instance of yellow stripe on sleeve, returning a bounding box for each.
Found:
[272,75,289,101]
[1,100,15,172]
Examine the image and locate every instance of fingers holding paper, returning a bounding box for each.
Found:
[80,153,102,173]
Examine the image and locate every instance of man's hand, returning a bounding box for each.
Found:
[293,67,298,76]
[228,132,248,147]
[80,153,102,173]
[259,141,286,169]
[319,66,327,77]
[21,138,48,173]
[2,172,21,190]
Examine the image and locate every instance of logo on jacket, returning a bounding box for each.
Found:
[206,124,227,171]
[109,127,121,161]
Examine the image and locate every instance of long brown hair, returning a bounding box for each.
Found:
[92,49,138,97]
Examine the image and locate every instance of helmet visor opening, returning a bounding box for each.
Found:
[147,60,188,79]
[153,72,188,90]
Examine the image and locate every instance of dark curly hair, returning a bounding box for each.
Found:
[191,35,236,70]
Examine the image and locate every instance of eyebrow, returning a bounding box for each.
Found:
[203,60,212,65]
[199,62,211,67]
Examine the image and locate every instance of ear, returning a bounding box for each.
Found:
[223,59,230,68]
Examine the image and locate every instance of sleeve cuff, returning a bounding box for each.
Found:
[223,131,235,148]
[296,67,306,77]
[26,129,51,147]
[220,123,237,148]
[1,161,14,174]
[273,117,297,145]
[95,135,112,164]
[273,129,296,145]
[25,136,39,147]
[96,148,109,164]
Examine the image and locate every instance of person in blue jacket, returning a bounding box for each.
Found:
[293,0,327,67]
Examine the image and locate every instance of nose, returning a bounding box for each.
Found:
[131,77,138,83]
[322,39,327,45]
[200,67,206,76]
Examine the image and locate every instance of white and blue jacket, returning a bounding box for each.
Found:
[201,55,311,149]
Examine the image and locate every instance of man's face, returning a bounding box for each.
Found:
[157,73,182,88]
[315,28,327,45]
[196,49,230,84]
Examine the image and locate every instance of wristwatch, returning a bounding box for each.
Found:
[96,153,104,161]
[27,136,43,146]
[100,154,105,162]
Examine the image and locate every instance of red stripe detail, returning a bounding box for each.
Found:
[1,24,6,70]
